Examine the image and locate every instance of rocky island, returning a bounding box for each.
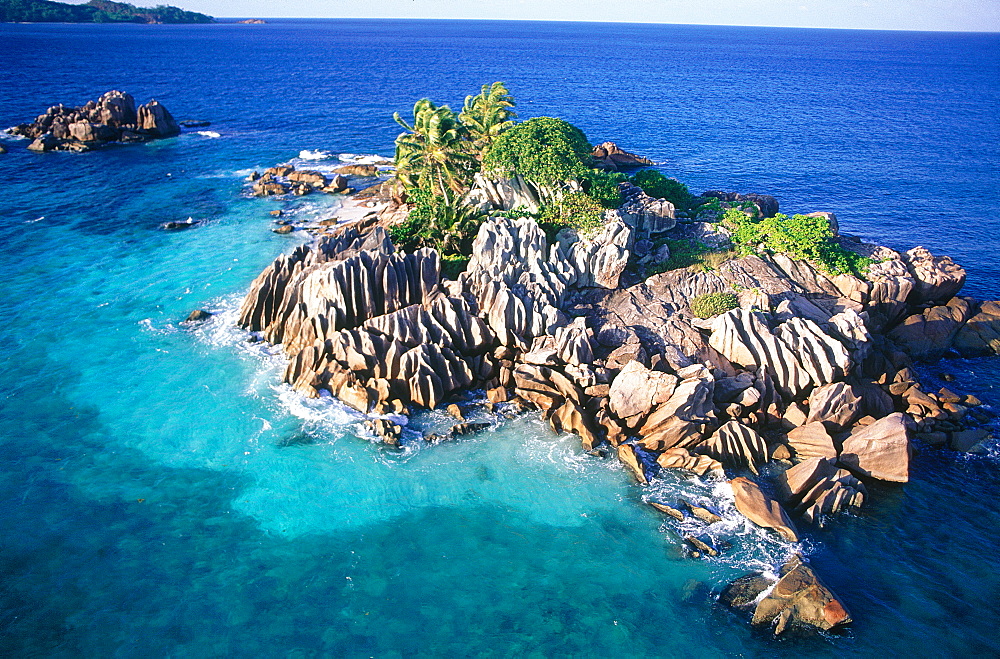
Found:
[0,0,213,24]
[236,83,999,637]
[7,90,181,152]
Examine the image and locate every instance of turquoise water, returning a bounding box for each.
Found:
[1,19,999,657]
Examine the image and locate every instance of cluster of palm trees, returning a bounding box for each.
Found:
[389,83,517,269]
[393,82,516,203]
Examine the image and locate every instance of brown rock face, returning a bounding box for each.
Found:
[805,382,862,430]
[888,296,972,361]
[903,246,966,305]
[839,412,911,482]
[953,300,1000,357]
[786,422,837,460]
[744,554,852,635]
[10,91,180,150]
[136,100,180,138]
[591,141,654,170]
[729,477,799,542]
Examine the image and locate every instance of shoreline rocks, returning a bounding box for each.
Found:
[9,90,181,152]
[235,166,997,637]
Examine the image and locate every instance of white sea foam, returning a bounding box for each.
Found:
[195,131,222,138]
[299,149,333,161]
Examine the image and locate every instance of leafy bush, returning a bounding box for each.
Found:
[690,292,739,319]
[630,170,691,210]
[441,253,471,279]
[722,207,872,276]
[538,192,606,237]
[389,189,485,263]
[482,117,593,186]
[582,169,626,209]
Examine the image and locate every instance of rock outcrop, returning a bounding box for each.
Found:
[9,90,181,151]
[237,225,496,419]
[235,161,998,637]
[591,141,654,170]
[722,554,851,636]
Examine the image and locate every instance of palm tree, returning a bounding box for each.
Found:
[393,99,477,201]
[459,82,517,158]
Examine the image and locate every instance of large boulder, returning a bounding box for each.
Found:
[786,422,837,460]
[137,100,180,138]
[696,420,768,474]
[607,360,677,428]
[636,365,715,452]
[902,246,965,305]
[953,300,1000,357]
[590,141,653,170]
[724,554,851,636]
[616,182,676,235]
[729,477,799,542]
[888,296,972,361]
[839,413,911,482]
[805,382,862,430]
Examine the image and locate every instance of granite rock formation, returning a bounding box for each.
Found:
[237,170,996,636]
[11,90,180,152]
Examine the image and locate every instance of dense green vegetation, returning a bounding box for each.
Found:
[390,86,868,282]
[690,292,740,319]
[481,117,592,187]
[390,85,631,271]
[630,169,692,211]
[0,0,213,23]
[722,207,872,276]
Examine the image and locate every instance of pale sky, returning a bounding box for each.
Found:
[74,0,1000,32]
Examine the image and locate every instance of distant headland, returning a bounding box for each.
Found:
[0,0,213,24]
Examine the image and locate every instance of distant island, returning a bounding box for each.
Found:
[0,0,213,23]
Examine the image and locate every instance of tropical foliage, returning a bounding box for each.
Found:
[481,117,593,186]
[459,82,517,159]
[393,99,477,200]
[390,87,631,275]
[538,192,606,238]
[630,170,692,210]
[722,207,872,276]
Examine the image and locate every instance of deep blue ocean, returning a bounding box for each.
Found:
[1,19,999,657]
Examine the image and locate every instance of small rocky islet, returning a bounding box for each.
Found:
[234,86,998,637]
[6,90,183,152]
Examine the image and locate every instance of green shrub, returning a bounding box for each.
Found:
[482,117,593,186]
[690,292,739,319]
[389,189,485,261]
[630,170,692,210]
[582,169,626,209]
[441,253,471,279]
[722,208,872,277]
[538,192,606,237]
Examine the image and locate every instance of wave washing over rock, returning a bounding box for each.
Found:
[235,165,998,637]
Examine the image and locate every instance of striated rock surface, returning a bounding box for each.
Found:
[238,225,496,417]
[729,477,799,541]
[839,413,911,482]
